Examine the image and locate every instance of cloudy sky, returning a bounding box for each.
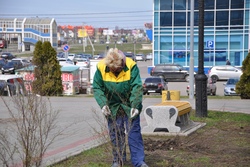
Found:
[0,0,153,29]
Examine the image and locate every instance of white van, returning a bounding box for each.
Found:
[0,75,26,96]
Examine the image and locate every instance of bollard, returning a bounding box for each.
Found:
[162,90,180,102]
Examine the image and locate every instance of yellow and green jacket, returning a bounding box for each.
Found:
[93,57,143,118]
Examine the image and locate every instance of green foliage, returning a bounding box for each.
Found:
[236,52,250,99]
[32,41,63,96]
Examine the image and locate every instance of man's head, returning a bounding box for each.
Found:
[104,48,125,73]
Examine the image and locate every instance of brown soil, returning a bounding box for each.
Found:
[142,122,250,167]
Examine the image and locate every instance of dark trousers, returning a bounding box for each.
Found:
[107,116,145,167]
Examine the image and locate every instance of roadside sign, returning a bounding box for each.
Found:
[62,44,70,52]
[206,40,214,48]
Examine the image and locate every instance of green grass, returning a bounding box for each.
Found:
[15,42,152,58]
[68,42,152,55]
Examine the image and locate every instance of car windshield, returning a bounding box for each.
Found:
[227,79,239,85]
[6,62,14,65]
[145,78,161,83]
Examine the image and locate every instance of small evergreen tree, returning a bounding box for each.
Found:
[32,41,63,96]
[236,52,250,99]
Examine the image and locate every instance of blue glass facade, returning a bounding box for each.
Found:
[153,0,250,68]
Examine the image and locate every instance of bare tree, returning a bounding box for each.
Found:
[0,94,61,167]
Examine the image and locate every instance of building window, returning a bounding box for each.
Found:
[216,11,229,26]
[205,1,215,9]
[174,12,186,26]
[160,0,172,10]
[216,0,229,9]
[205,11,214,26]
[230,10,244,25]
[160,12,172,26]
[231,0,244,9]
[188,12,199,26]
[174,0,186,10]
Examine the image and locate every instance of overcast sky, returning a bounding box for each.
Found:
[0,0,153,29]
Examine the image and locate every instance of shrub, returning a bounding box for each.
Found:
[32,41,63,96]
[236,52,250,99]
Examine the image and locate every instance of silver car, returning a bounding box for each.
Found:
[186,78,217,96]
[223,78,240,96]
[208,65,242,82]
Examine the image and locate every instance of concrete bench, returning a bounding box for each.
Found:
[142,101,193,133]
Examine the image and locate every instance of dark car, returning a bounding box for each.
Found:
[1,52,15,60]
[124,52,135,61]
[150,63,196,82]
[1,61,23,74]
[143,76,168,95]
[84,54,93,59]
[0,58,7,69]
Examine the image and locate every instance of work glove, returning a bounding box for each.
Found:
[101,105,111,116]
[130,108,139,119]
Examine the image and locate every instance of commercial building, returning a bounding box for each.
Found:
[153,0,250,71]
[0,17,57,52]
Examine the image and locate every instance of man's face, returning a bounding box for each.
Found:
[109,66,123,73]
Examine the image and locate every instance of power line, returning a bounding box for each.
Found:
[0,10,153,16]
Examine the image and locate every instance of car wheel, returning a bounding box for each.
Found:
[147,93,150,95]
[211,75,218,82]
[185,75,189,82]
[2,71,4,74]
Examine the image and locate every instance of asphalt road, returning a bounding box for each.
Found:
[136,60,226,97]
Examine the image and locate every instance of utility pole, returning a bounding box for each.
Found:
[189,0,194,99]
[196,0,208,117]
[82,23,85,53]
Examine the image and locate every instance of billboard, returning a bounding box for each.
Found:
[78,29,88,38]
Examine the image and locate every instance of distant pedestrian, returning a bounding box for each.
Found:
[106,45,109,51]
[226,59,231,65]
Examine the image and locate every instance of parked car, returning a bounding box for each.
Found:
[12,58,31,67]
[143,76,168,95]
[1,52,15,60]
[186,77,217,96]
[150,63,195,82]
[124,52,135,61]
[208,65,242,82]
[84,54,93,59]
[93,52,105,60]
[0,58,7,69]
[1,61,23,74]
[223,78,240,96]
[74,58,90,69]
[74,54,90,61]
[59,58,74,66]
[135,54,146,62]
[68,53,76,60]
[146,53,153,60]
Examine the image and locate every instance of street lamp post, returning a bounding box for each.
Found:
[195,0,208,117]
